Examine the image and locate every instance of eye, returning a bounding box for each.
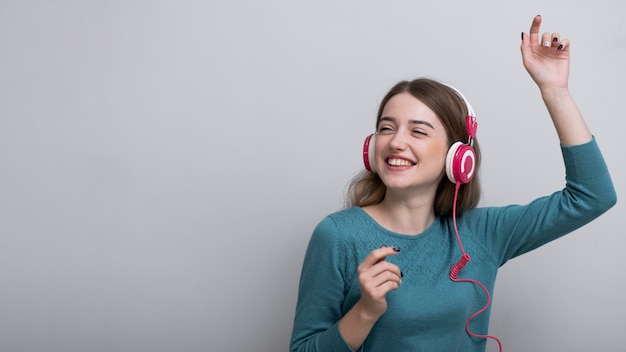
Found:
[412,129,427,136]
[377,125,394,134]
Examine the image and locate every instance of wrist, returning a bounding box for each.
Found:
[352,300,383,324]
[540,86,571,102]
[338,301,381,351]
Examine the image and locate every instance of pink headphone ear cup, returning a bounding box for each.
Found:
[446,141,476,184]
[362,134,377,172]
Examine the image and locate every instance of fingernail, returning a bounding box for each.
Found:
[392,246,401,252]
[543,41,551,47]
[557,44,563,51]
[400,271,404,278]
[553,37,558,42]
[521,32,524,40]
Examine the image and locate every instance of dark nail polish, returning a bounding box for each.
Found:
[521,32,524,40]
[557,44,563,50]
[392,246,401,252]
[400,271,404,278]
[553,37,558,42]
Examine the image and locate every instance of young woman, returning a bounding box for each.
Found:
[290,15,616,352]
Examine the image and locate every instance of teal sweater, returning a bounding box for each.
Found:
[290,138,616,352]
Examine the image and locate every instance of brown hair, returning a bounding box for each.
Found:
[345,78,482,216]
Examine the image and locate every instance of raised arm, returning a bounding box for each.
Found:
[521,15,592,146]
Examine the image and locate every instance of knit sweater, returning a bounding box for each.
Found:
[290,138,616,352]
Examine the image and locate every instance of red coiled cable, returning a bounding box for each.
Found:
[450,182,503,352]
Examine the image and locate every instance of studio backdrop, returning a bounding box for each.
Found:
[0,1,624,351]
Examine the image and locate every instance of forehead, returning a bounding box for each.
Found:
[380,92,442,126]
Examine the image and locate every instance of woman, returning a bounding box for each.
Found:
[290,15,616,352]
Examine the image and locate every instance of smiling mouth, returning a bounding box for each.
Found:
[386,158,415,167]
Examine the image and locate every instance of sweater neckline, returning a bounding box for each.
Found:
[352,206,442,240]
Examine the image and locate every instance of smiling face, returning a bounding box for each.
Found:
[374,92,450,194]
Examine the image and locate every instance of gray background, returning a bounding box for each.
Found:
[1,1,624,351]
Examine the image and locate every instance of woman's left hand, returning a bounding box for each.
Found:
[521,15,570,91]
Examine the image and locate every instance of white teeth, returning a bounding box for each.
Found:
[387,158,413,167]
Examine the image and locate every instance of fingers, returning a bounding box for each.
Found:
[358,246,403,291]
[359,245,400,269]
[361,261,402,291]
[521,15,542,58]
[522,16,570,52]
[551,33,570,51]
[528,15,542,43]
[541,32,552,47]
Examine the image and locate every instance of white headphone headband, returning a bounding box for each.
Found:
[441,82,475,118]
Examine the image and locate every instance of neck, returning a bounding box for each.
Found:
[368,194,436,235]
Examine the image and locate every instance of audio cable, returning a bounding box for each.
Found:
[450,182,503,352]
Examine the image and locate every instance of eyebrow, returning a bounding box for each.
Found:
[379,116,435,129]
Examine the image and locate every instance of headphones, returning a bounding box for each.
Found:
[362,82,478,185]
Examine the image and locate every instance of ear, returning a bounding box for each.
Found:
[362,134,377,173]
[446,141,476,184]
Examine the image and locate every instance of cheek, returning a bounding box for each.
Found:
[431,139,448,152]
[374,138,386,160]
[426,142,450,166]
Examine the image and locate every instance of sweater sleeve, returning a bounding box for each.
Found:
[290,216,357,352]
[486,137,617,265]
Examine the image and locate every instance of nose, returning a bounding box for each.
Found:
[389,130,409,150]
